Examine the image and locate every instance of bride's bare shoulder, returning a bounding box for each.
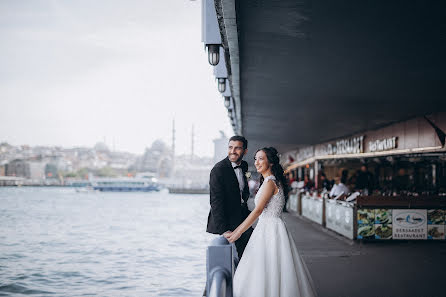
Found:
[263,178,279,195]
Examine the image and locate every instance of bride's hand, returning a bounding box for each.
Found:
[226,230,241,243]
[223,231,232,239]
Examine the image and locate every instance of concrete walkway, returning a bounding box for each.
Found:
[284,212,446,297]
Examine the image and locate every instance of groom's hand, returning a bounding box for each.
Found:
[223,231,232,238]
[224,230,241,243]
[223,231,234,242]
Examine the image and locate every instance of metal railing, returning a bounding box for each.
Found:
[205,236,238,297]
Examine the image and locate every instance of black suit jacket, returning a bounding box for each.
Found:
[206,157,250,234]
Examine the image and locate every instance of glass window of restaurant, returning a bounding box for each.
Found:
[318,153,446,196]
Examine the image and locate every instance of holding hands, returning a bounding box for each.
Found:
[223,230,242,243]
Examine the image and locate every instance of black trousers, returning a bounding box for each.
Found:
[234,226,253,259]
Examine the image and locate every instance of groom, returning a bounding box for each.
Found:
[206,135,253,258]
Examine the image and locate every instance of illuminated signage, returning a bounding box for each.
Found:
[316,136,364,156]
[296,146,314,162]
[369,137,398,152]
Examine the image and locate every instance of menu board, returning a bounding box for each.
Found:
[392,209,427,240]
[357,209,375,239]
[427,209,445,240]
[374,209,392,239]
[356,208,445,240]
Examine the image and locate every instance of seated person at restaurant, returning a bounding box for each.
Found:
[329,176,350,198]
[341,169,349,185]
[355,164,374,195]
[303,174,315,190]
[319,172,331,191]
[393,168,410,193]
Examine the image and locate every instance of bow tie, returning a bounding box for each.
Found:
[233,165,242,170]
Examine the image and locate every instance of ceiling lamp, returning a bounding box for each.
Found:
[207,44,220,66]
[224,96,231,108]
[202,0,221,66]
[228,109,233,119]
[218,78,226,92]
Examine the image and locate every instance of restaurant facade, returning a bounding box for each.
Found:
[282,112,446,240]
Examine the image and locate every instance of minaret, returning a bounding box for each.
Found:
[172,119,176,172]
[191,124,195,161]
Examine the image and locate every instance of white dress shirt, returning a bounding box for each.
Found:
[232,162,245,203]
[329,183,350,197]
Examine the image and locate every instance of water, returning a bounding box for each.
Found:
[0,187,214,296]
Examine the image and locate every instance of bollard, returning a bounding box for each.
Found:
[206,236,235,297]
[209,268,227,297]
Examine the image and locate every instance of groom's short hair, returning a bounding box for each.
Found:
[229,135,248,150]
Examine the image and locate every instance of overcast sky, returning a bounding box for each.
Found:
[0,0,232,156]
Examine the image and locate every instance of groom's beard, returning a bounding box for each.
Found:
[234,154,244,164]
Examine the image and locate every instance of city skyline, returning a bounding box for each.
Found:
[0,122,224,157]
[0,137,217,158]
[0,0,233,157]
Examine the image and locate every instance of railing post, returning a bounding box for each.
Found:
[206,236,236,297]
[209,268,227,297]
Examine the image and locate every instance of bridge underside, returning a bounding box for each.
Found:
[236,0,446,155]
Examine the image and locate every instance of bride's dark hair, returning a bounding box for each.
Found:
[256,147,289,199]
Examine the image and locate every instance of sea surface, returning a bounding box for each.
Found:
[0,187,214,296]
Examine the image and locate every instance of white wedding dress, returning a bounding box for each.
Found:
[233,176,317,297]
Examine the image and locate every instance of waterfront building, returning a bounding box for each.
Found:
[213,131,228,164]
[170,154,212,189]
[285,113,446,194]
[0,143,140,183]
[136,140,173,178]
[28,160,46,181]
[5,159,30,178]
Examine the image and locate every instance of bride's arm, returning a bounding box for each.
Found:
[224,180,276,243]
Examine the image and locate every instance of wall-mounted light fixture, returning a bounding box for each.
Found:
[214,47,228,91]
[228,109,233,119]
[218,78,226,92]
[224,96,231,108]
[202,0,221,66]
[207,44,220,65]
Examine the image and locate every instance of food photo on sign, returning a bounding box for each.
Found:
[427,209,445,240]
[374,209,392,239]
[357,209,375,239]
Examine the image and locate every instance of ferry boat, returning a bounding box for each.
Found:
[90,177,160,192]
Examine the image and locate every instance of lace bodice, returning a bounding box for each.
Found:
[254,176,285,219]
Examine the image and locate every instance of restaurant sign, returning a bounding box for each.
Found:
[316,135,364,156]
[392,209,427,239]
[369,137,398,152]
[296,146,314,162]
[281,150,298,165]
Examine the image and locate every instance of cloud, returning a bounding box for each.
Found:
[0,0,233,156]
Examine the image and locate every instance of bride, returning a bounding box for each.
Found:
[224,147,317,297]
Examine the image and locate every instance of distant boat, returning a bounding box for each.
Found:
[91,177,160,192]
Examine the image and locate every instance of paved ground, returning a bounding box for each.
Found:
[283,213,446,297]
